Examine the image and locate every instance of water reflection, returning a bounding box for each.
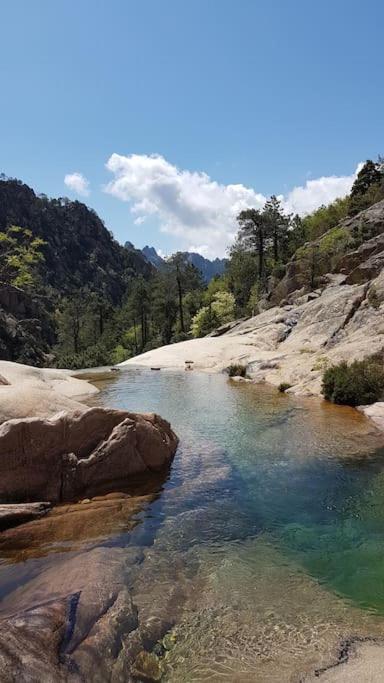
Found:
[2,368,384,680]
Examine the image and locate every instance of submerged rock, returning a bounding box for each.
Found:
[132,650,163,681]
[0,407,178,503]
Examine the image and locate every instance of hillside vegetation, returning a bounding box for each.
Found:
[0,157,383,368]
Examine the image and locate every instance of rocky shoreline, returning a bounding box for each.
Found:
[0,360,180,681]
[120,268,384,433]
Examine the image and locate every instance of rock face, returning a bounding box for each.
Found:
[0,407,178,503]
[0,283,55,367]
[270,199,384,304]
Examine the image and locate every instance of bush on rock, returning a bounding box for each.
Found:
[322,359,384,406]
[227,363,247,378]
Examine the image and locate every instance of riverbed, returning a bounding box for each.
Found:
[2,368,384,680]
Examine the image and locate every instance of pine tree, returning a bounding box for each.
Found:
[263,195,290,264]
[236,209,268,286]
[350,160,382,198]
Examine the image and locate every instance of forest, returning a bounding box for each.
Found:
[0,158,383,369]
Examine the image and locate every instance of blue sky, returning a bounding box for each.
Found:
[1,0,383,257]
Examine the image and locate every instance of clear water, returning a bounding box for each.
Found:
[2,368,384,680]
[91,369,384,613]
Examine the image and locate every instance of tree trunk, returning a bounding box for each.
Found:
[258,227,264,284]
[73,320,80,354]
[176,269,185,333]
[133,316,138,353]
[273,228,278,263]
[98,304,104,336]
[140,308,145,350]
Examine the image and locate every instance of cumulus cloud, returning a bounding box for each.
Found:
[284,170,359,215]
[64,172,90,197]
[105,153,359,257]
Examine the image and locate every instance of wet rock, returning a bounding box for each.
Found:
[0,547,141,682]
[0,407,178,503]
[0,493,153,559]
[0,502,51,531]
[132,650,162,681]
[0,597,77,682]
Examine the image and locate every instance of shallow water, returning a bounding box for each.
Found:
[2,368,384,680]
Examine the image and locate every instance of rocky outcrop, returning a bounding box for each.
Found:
[0,502,51,531]
[0,360,101,423]
[0,407,178,503]
[0,283,55,367]
[270,199,384,304]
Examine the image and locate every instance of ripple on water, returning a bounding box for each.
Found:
[2,369,384,680]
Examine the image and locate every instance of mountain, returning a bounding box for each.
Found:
[140,245,227,282]
[184,252,227,282]
[141,245,165,269]
[0,178,152,303]
[0,177,152,364]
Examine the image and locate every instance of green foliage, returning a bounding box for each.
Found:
[110,344,130,365]
[322,360,384,406]
[0,225,46,288]
[227,363,247,378]
[190,290,235,337]
[55,343,111,370]
[226,246,258,314]
[349,160,384,216]
[247,282,260,316]
[211,290,235,322]
[190,305,216,338]
[278,382,292,393]
[350,160,382,198]
[263,195,290,263]
[349,179,384,217]
[318,226,350,255]
[301,197,350,241]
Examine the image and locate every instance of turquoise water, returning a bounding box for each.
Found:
[2,368,384,680]
[93,368,384,615]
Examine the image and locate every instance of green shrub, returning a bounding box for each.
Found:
[227,363,247,378]
[322,359,384,406]
[368,286,381,310]
[278,382,292,393]
[318,226,350,256]
[110,344,130,365]
[55,343,111,369]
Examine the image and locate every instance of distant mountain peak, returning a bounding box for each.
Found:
[140,245,227,282]
[141,245,165,269]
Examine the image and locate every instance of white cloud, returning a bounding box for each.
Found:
[64,172,90,197]
[105,153,359,258]
[284,172,357,215]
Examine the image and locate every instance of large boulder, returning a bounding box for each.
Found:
[0,407,178,503]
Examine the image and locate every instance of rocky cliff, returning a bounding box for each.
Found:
[0,178,152,303]
[270,199,384,304]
